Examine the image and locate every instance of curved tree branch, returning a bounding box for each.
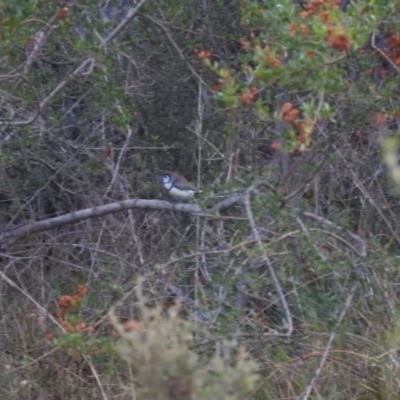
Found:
[0,195,245,251]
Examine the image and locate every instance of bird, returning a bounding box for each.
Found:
[160,171,198,201]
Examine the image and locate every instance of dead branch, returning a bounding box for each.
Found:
[0,195,246,251]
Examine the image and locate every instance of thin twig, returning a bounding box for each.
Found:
[39,58,95,110]
[193,82,212,283]
[303,211,367,257]
[371,31,400,76]
[300,285,357,400]
[145,14,208,87]
[24,30,46,74]
[284,155,328,203]
[0,265,64,332]
[84,355,109,400]
[244,183,293,336]
[335,146,400,247]
[103,0,147,44]
[0,75,40,126]
[9,347,59,372]
[296,217,328,261]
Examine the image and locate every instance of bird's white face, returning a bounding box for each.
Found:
[162,174,173,190]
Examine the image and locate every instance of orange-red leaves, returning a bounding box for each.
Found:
[328,33,351,51]
[240,86,258,105]
[239,37,251,51]
[76,285,88,297]
[194,48,212,60]
[56,7,69,19]
[370,112,387,126]
[280,103,301,123]
[280,102,294,116]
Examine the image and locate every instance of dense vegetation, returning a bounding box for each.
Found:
[2,0,400,398]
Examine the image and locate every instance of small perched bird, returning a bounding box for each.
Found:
[161,171,198,201]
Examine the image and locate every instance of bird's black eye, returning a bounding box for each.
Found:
[162,174,170,181]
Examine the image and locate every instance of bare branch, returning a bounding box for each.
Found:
[24,30,46,74]
[0,194,246,251]
[244,183,293,337]
[103,0,147,43]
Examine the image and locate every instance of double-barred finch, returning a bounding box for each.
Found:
[161,171,198,201]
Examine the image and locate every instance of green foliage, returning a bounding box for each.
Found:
[205,0,397,151]
[3,0,400,399]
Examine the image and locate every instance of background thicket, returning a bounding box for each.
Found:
[2,0,400,399]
